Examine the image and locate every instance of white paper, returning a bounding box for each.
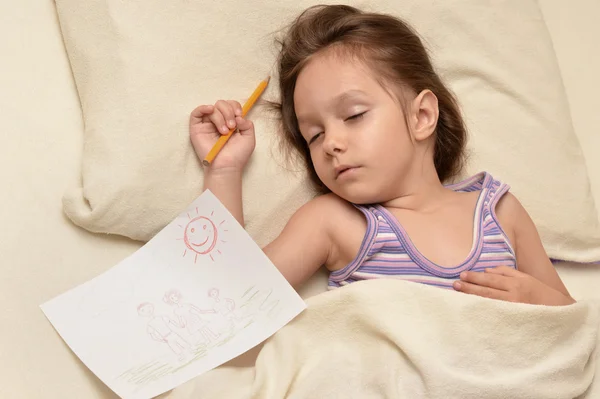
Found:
[41,190,306,399]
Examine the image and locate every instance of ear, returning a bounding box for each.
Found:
[409,89,439,142]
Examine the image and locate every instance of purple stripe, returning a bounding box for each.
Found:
[369,248,410,255]
[483,227,502,235]
[364,258,414,265]
[479,247,513,254]
[482,242,510,249]
[371,238,403,245]
[358,267,445,276]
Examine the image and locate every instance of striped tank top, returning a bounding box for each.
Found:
[328,172,517,290]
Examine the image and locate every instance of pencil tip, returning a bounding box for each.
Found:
[265,76,271,83]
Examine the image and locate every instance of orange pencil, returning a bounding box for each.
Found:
[202,76,271,166]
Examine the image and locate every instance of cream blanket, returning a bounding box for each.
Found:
[170,279,599,398]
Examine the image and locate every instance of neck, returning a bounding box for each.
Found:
[381,160,450,212]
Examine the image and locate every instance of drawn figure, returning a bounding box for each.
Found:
[177,209,228,263]
[207,288,237,334]
[137,302,191,361]
[162,289,219,344]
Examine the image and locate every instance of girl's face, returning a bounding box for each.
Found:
[294,52,423,204]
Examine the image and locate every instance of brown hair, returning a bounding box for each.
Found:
[271,4,467,193]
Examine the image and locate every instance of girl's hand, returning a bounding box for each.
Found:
[453,266,576,306]
[189,100,256,172]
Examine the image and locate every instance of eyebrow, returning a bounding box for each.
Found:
[332,89,368,105]
[296,89,368,125]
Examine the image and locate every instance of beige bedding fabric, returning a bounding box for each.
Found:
[1,1,140,398]
[169,279,599,399]
[1,1,599,399]
[540,3,600,214]
[55,0,600,261]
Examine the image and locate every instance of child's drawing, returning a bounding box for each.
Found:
[208,287,236,312]
[120,285,282,390]
[40,190,306,399]
[137,302,192,361]
[162,289,219,345]
[206,288,237,333]
[238,286,282,321]
[177,208,228,263]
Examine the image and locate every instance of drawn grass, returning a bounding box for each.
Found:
[118,287,281,389]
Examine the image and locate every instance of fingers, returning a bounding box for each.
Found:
[457,271,512,291]
[214,100,244,132]
[226,100,243,118]
[189,104,214,124]
[453,280,512,301]
[209,100,234,134]
[484,266,520,277]
[235,116,254,136]
[190,100,247,136]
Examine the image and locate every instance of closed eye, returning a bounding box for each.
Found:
[345,111,367,122]
[308,132,323,146]
[307,111,366,145]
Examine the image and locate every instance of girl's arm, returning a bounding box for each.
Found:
[263,194,339,288]
[203,167,244,226]
[190,100,256,226]
[500,193,572,298]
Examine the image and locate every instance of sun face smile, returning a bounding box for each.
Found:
[177,209,228,263]
[191,236,209,247]
[185,218,215,253]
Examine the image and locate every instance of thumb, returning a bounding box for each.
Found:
[235,116,254,137]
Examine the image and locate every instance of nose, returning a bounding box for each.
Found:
[322,127,347,156]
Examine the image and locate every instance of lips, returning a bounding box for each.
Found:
[335,165,358,179]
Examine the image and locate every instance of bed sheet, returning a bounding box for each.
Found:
[0,0,598,398]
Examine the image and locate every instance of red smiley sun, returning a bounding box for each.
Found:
[177,209,227,263]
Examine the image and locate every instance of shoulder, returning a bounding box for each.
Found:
[495,191,528,220]
[273,192,360,249]
[289,193,367,268]
[263,193,364,285]
[292,193,359,224]
[305,192,352,209]
[495,191,532,246]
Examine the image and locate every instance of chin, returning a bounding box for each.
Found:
[330,184,384,205]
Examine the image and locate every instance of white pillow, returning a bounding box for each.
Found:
[57,0,600,261]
